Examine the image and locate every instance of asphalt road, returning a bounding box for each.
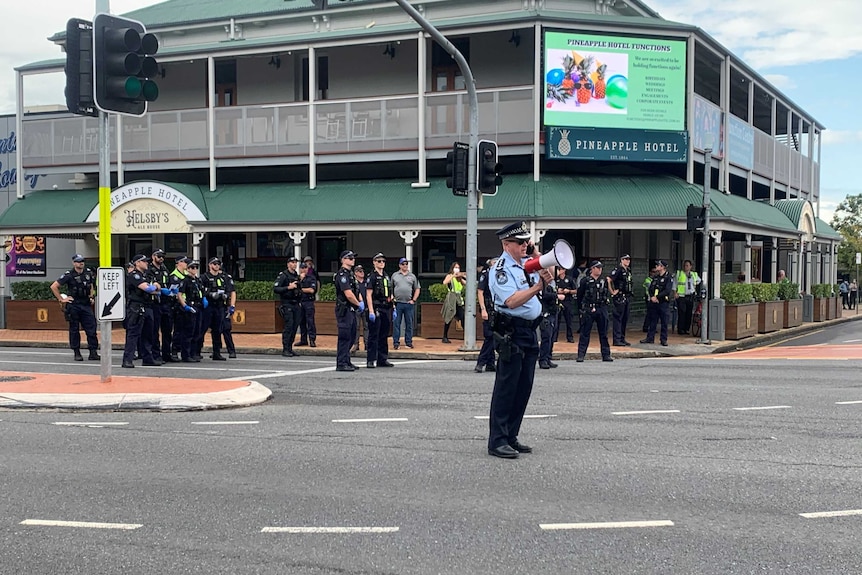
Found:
[2,340,862,574]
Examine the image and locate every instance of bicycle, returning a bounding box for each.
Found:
[691,298,703,338]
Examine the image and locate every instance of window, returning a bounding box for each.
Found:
[421,234,456,274]
[301,56,329,101]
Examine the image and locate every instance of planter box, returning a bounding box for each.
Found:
[419,302,484,340]
[833,296,841,318]
[231,300,283,333]
[315,301,337,336]
[757,301,783,334]
[724,302,758,340]
[7,300,69,330]
[812,298,828,322]
[825,296,837,320]
[782,300,803,328]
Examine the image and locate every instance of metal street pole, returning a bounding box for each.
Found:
[392,0,479,350]
[699,144,712,345]
[97,0,112,381]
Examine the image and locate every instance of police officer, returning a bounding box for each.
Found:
[366,252,395,369]
[475,257,497,373]
[273,256,302,357]
[334,250,364,371]
[538,272,560,370]
[554,266,576,344]
[200,257,228,360]
[351,264,368,354]
[487,221,554,459]
[122,254,163,368]
[187,260,206,359]
[169,256,200,363]
[221,272,238,358]
[50,253,99,362]
[674,259,700,335]
[607,254,633,346]
[576,261,613,362]
[296,259,318,348]
[641,259,674,346]
[149,248,173,363]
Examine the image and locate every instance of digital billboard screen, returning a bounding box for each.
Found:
[544,31,687,131]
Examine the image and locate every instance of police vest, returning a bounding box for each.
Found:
[675,270,700,295]
[370,272,391,306]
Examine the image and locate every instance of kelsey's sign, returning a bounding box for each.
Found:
[543,30,687,131]
[85,181,207,233]
[546,127,688,163]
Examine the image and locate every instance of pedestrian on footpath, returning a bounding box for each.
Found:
[50,253,99,362]
[296,260,318,348]
[122,254,163,368]
[641,259,673,347]
[334,250,364,371]
[607,254,633,346]
[851,279,858,310]
[351,264,369,354]
[475,257,497,373]
[576,261,612,362]
[221,272,237,358]
[365,252,394,368]
[674,259,700,335]
[391,257,420,350]
[273,256,302,357]
[487,221,552,459]
[554,266,576,344]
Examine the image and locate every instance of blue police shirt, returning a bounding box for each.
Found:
[489,251,542,320]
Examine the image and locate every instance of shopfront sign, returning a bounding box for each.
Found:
[85,181,207,233]
[546,127,688,163]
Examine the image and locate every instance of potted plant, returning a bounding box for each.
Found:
[830,283,841,319]
[721,282,757,340]
[778,281,802,328]
[811,283,830,322]
[8,280,68,330]
[752,283,782,334]
[232,280,282,333]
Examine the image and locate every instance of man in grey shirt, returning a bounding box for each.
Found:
[391,257,421,349]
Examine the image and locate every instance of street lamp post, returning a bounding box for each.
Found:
[699,140,712,345]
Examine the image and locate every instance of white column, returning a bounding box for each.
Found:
[712,230,723,299]
[288,231,307,261]
[744,234,752,283]
[192,232,204,261]
[208,56,216,191]
[805,241,812,294]
[770,237,778,283]
[533,22,542,182]
[415,32,427,187]
[399,230,420,272]
[308,46,317,190]
[790,242,798,283]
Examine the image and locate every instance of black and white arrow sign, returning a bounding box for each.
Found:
[96,267,126,322]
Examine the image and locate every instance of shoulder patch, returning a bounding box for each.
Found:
[340,276,348,284]
[495,270,508,285]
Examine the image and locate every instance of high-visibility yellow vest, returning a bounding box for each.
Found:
[675,270,699,294]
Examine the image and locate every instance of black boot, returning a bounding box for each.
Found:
[88,351,100,361]
[309,338,317,348]
[73,349,83,361]
[442,322,451,344]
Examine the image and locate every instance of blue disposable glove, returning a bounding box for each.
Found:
[183,304,195,314]
[202,297,209,309]
[392,309,397,320]
[170,285,179,295]
[160,287,173,296]
[144,284,158,293]
[228,305,235,314]
[368,311,376,323]
[357,301,365,312]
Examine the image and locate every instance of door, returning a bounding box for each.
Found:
[430,38,468,136]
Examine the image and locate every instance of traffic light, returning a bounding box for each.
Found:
[686,204,705,232]
[445,141,469,196]
[93,13,159,116]
[64,18,97,117]
[478,139,502,196]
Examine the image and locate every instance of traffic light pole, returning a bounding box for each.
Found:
[392,0,480,350]
[97,0,113,381]
[699,145,712,345]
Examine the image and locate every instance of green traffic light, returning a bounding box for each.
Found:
[124,77,142,98]
[141,80,159,102]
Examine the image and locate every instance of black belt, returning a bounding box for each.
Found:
[503,315,542,329]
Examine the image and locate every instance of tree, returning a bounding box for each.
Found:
[830,194,862,274]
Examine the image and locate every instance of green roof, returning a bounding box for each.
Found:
[815,217,842,240]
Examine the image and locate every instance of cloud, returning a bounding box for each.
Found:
[762,74,795,91]
[821,131,862,146]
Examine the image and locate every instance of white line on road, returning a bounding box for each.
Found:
[835,400,862,405]
[53,422,129,427]
[843,339,862,343]
[540,520,674,530]
[332,418,408,423]
[799,509,862,519]
[612,410,680,416]
[191,421,259,425]
[472,414,557,420]
[221,360,438,381]
[261,526,399,534]
[732,406,792,411]
[20,519,142,530]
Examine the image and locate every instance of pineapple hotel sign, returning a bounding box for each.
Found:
[546,127,688,163]
[85,182,207,233]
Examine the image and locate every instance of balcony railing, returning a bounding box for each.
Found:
[21,86,534,169]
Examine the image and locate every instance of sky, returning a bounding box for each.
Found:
[1,0,860,223]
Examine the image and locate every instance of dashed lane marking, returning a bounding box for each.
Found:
[332,418,408,423]
[732,406,792,411]
[20,519,142,530]
[836,400,862,405]
[191,421,260,425]
[220,360,438,381]
[53,422,129,427]
[612,410,680,416]
[800,509,862,519]
[261,526,399,534]
[540,520,674,530]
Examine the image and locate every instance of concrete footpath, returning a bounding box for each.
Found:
[0,308,858,411]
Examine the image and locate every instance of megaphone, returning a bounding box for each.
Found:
[524,239,575,273]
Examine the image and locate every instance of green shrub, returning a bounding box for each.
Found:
[811,283,832,298]
[428,283,448,302]
[318,283,336,301]
[720,282,753,305]
[11,281,55,300]
[751,283,780,303]
[234,280,277,300]
[777,281,800,301]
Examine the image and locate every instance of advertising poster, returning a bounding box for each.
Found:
[728,115,755,170]
[544,31,687,132]
[5,235,47,277]
[692,96,725,158]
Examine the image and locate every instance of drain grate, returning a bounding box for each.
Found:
[0,376,35,382]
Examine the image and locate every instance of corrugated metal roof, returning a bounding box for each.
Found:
[774,199,806,226]
[0,189,98,228]
[815,217,842,240]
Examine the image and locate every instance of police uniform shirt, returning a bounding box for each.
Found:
[579,276,609,311]
[127,270,150,304]
[335,268,358,306]
[224,274,236,299]
[300,273,318,301]
[609,266,633,296]
[150,263,169,290]
[650,273,674,302]
[203,272,227,305]
[489,251,542,320]
[366,271,392,307]
[477,268,493,309]
[274,269,301,302]
[556,275,575,302]
[56,268,95,304]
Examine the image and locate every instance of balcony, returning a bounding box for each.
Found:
[21,86,534,171]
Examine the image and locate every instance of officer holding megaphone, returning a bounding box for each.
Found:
[486,221,573,460]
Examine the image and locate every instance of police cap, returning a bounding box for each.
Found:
[152,248,166,257]
[188,260,200,268]
[654,259,668,268]
[72,254,86,263]
[208,257,222,265]
[620,254,631,260]
[590,260,603,269]
[354,264,364,272]
[340,250,356,260]
[303,256,313,262]
[131,254,149,264]
[175,254,189,263]
[373,252,386,261]
[495,221,531,241]
[287,256,298,263]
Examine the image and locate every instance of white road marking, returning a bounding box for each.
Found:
[732,405,792,411]
[540,520,674,530]
[221,360,438,381]
[799,509,862,519]
[261,526,399,534]
[53,422,129,427]
[835,400,862,405]
[843,339,862,343]
[332,418,408,423]
[191,421,259,425]
[612,410,680,416]
[472,414,557,420]
[21,519,142,530]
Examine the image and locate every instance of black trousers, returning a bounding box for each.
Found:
[280,302,301,352]
[367,305,391,364]
[578,307,611,359]
[201,304,225,356]
[646,301,670,343]
[554,301,575,342]
[336,308,357,367]
[612,298,630,343]
[123,305,154,363]
[299,300,317,342]
[477,318,496,368]
[153,304,174,360]
[539,313,557,363]
[66,303,98,352]
[488,323,539,451]
[676,296,694,333]
[173,309,196,360]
